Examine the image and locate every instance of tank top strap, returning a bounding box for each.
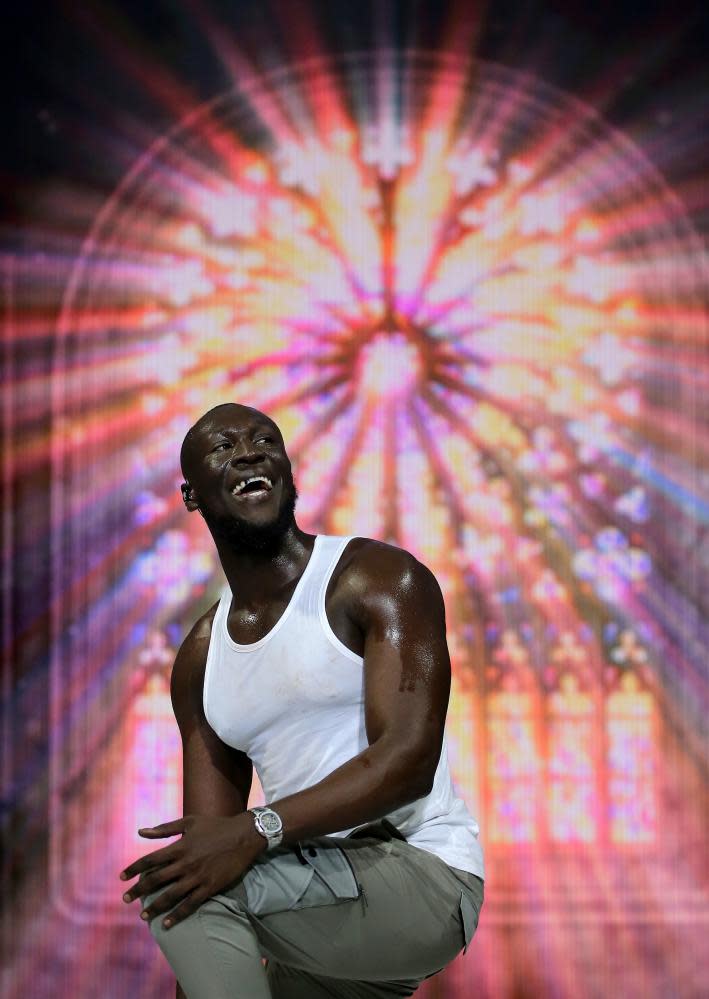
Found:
[295,534,355,614]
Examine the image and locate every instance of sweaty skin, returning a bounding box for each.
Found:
[120,404,452,994]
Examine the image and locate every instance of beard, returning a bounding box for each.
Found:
[203,476,298,555]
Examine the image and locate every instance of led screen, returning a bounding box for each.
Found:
[3,37,707,999]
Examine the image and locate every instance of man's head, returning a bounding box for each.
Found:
[180,403,298,553]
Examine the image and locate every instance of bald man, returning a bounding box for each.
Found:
[121,403,484,998]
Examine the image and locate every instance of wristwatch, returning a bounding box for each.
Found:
[249,806,284,850]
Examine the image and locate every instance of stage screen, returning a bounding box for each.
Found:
[2,2,707,996]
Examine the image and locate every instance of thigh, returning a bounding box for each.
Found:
[238,836,476,984]
[145,891,271,999]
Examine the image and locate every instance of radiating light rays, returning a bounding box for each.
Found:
[0,43,698,999]
[289,397,363,526]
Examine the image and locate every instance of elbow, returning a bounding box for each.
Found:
[369,731,442,804]
[411,760,436,799]
[395,745,439,802]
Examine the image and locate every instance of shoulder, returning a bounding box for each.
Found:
[335,537,444,619]
[170,601,220,725]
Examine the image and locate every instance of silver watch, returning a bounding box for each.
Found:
[249,806,284,850]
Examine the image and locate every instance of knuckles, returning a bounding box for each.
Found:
[126,814,243,927]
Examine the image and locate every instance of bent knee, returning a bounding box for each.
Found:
[144,893,206,951]
[147,894,248,950]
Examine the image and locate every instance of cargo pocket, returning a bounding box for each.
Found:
[458,889,480,954]
[242,843,360,917]
[243,849,315,915]
[299,843,361,906]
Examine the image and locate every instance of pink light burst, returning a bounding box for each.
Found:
[27,50,707,945]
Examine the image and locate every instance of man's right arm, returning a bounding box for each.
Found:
[171,609,254,999]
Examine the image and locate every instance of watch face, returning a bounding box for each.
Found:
[261,811,282,834]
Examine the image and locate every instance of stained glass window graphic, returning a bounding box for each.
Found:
[487,631,540,843]
[113,631,182,879]
[123,672,181,850]
[42,50,707,928]
[445,673,483,822]
[47,631,182,923]
[487,685,540,843]
[606,670,657,844]
[546,672,597,843]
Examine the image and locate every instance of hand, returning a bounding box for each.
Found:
[120,812,266,929]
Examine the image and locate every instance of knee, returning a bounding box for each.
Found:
[147,893,247,955]
[143,892,206,957]
[144,898,243,999]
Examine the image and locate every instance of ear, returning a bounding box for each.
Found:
[180,482,200,512]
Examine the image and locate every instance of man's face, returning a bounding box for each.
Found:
[181,405,297,552]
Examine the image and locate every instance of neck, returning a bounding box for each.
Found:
[213,523,316,603]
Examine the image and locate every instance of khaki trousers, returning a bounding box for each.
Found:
[148,824,484,998]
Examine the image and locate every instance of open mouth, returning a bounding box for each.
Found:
[231,475,273,501]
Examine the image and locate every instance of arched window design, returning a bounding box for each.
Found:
[546,671,598,843]
[446,664,484,827]
[606,631,657,844]
[486,630,541,843]
[122,672,181,850]
[115,631,180,857]
[48,629,182,923]
[544,630,600,844]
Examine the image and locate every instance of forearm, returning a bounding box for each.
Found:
[269,736,436,843]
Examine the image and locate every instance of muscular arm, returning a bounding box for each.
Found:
[170,608,253,818]
[271,542,451,842]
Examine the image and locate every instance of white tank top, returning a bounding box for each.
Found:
[203,534,485,877]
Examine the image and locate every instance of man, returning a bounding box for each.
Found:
[120,402,484,998]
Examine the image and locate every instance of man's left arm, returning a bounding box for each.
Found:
[124,544,451,928]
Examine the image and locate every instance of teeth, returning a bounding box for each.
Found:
[232,476,273,495]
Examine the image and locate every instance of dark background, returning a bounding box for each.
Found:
[2,0,708,229]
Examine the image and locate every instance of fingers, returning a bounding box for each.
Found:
[122,862,182,904]
[140,882,204,928]
[120,841,181,881]
[138,818,186,838]
[160,889,209,930]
